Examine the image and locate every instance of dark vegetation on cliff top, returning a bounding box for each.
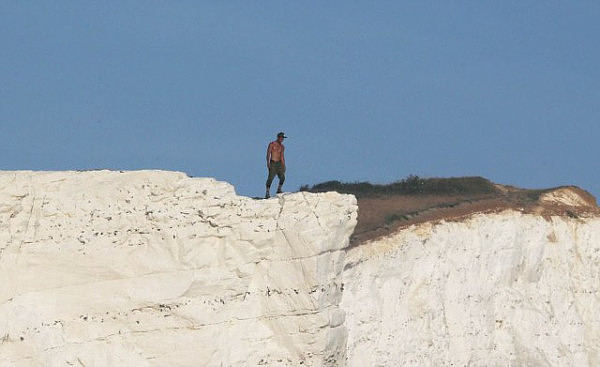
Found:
[299,176,598,246]
[300,176,500,197]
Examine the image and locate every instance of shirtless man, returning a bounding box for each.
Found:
[265,132,287,198]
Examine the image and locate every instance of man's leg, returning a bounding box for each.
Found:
[276,165,285,194]
[266,165,277,198]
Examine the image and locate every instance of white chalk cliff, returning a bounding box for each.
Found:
[1,171,599,366]
[342,213,600,366]
[0,171,356,366]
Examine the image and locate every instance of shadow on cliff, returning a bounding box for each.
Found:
[299,176,599,246]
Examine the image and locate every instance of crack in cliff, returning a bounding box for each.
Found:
[276,194,286,221]
[24,194,37,245]
[302,194,328,234]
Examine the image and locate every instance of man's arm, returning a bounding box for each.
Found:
[266,143,272,168]
[281,145,285,167]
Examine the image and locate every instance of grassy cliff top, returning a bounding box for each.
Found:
[300,176,599,246]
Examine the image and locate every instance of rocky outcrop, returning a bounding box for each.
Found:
[540,186,598,208]
[342,212,600,366]
[0,171,357,366]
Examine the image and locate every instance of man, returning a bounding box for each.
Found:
[265,132,287,198]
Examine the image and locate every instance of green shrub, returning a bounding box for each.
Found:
[299,175,498,197]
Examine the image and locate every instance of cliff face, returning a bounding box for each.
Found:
[342,212,600,366]
[2,171,599,366]
[0,171,357,366]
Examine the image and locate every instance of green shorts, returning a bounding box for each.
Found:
[266,160,286,187]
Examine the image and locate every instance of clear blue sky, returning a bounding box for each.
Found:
[2,2,599,199]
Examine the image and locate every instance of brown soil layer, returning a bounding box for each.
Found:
[350,186,600,246]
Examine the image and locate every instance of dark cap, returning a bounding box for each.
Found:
[277,132,287,138]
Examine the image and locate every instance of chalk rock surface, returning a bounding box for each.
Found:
[342,212,600,366]
[3,170,600,366]
[0,171,357,366]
